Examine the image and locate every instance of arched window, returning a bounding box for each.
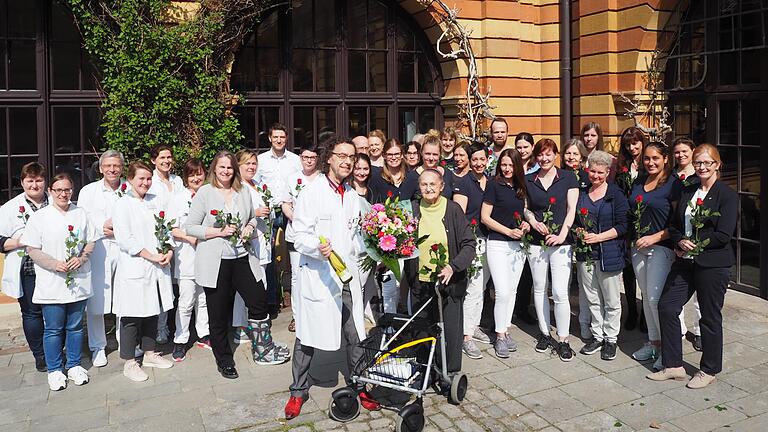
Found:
[664,0,768,296]
[0,0,103,202]
[230,0,444,151]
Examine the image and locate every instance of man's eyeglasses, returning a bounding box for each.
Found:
[301,155,318,161]
[332,152,357,162]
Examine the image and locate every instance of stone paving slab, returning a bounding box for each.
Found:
[0,291,765,431]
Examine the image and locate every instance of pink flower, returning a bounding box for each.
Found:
[379,234,397,252]
[371,203,385,212]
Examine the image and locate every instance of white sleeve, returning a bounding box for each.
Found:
[292,188,323,260]
[19,211,42,249]
[77,185,107,240]
[112,199,145,256]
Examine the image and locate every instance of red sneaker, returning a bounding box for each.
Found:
[284,395,305,420]
[358,391,381,411]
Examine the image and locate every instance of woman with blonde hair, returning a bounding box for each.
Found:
[367,129,386,167]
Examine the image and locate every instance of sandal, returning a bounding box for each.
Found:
[288,318,296,332]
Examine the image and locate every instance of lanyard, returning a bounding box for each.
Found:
[326,175,345,204]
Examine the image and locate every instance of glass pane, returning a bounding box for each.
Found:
[7,1,36,38]
[236,106,256,148]
[0,42,6,89]
[0,1,6,37]
[673,104,691,136]
[83,107,103,153]
[691,101,707,144]
[740,12,762,48]
[8,108,36,155]
[51,41,80,90]
[348,51,366,92]
[719,100,738,144]
[82,56,100,90]
[719,52,738,85]
[347,1,366,49]
[399,107,417,142]
[398,52,415,92]
[316,50,335,92]
[718,146,738,191]
[54,154,85,199]
[418,54,432,93]
[81,153,100,187]
[349,106,366,137]
[739,241,760,288]
[257,12,279,48]
[292,0,312,48]
[740,194,760,241]
[317,107,336,143]
[10,156,37,191]
[0,157,7,200]
[257,48,280,92]
[396,18,414,51]
[742,99,761,146]
[0,109,5,154]
[8,40,35,89]
[741,49,762,84]
[315,0,335,47]
[418,108,435,133]
[368,0,387,49]
[741,147,760,194]
[293,107,313,149]
[292,49,313,91]
[258,107,280,151]
[231,37,256,92]
[53,107,81,153]
[372,106,387,133]
[369,52,387,92]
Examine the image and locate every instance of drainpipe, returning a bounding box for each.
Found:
[559,0,572,146]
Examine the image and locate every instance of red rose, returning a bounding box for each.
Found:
[191,192,196,199]
[549,197,556,205]
[387,191,393,198]
[210,209,219,216]
[297,178,302,185]
[580,207,588,216]
[679,173,686,181]
[67,225,74,232]
[18,206,25,213]
[120,183,127,191]
[378,231,385,238]
[621,166,629,173]
[159,211,165,218]
[513,211,521,220]
[440,160,446,166]
[488,148,494,155]
[696,198,704,206]
[262,184,268,191]
[636,194,644,203]
[470,218,478,226]
[430,243,439,251]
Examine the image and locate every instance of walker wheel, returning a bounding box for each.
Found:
[396,403,425,432]
[328,387,360,422]
[448,372,468,405]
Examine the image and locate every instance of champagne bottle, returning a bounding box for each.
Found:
[319,236,353,284]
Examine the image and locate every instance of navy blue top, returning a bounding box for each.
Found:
[525,168,579,244]
[482,177,526,242]
[628,174,683,250]
[574,183,629,272]
[454,174,488,237]
[580,196,602,261]
[368,166,419,204]
[572,169,590,191]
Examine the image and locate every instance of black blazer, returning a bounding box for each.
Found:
[668,179,737,268]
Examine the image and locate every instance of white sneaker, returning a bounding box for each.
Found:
[48,370,67,391]
[67,366,89,385]
[92,349,107,368]
[632,342,658,361]
[142,351,173,369]
[123,360,148,382]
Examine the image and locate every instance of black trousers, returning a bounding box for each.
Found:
[411,283,464,374]
[622,263,638,320]
[513,260,533,318]
[658,260,729,375]
[119,316,158,360]
[204,256,268,367]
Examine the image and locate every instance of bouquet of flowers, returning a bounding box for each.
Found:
[419,243,448,282]
[540,196,561,250]
[467,218,483,279]
[260,183,273,242]
[154,211,175,254]
[359,193,423,280]
[210,209,243,247]
[64,224,85,287]
[685,197,720,257]
[513,211,531,256]
[631,194,650,247]
[573,207,594,269]
[17,206,30,257]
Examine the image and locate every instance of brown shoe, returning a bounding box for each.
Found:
[687,370,716,389]
[288,318,295,332]
[646,367,687,381]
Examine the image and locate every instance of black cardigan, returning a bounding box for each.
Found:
[668,179,737,268]
[403,199,476,300]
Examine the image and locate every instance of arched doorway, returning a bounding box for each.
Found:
[230,0,445,151]
[665,0,768,297]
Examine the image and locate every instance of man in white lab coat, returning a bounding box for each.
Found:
[284,139,380,420]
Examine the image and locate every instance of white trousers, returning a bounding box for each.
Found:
[577,262,623,343]
[529,244,573,338]
[631,245,675,342]
[463,243,489,336]
[87,313,107,352]
[486,240,526,334]
[174,279,209,344]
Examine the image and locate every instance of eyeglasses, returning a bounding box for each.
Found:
[406,151,419,156]
[332,152,357,162]
[301,155,318,161]
[692,160,717,168]
[385,152,402,158]
[51,188,73,195]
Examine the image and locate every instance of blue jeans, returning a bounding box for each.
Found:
[41,300,87,372]
[18,273,44,359]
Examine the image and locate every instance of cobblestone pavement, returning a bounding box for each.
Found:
[1,290,767,432]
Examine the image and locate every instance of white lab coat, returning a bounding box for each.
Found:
[168,188,197,280]
[20,204,98,304]
[112,192,174,317]
[0,193,38,298]
[283,171,320,243]
[76,179,129,313]
[242,181,272,265]
[292,176,367,351]
[148,170,184,210]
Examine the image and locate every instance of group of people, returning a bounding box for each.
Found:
[0,119,736,420]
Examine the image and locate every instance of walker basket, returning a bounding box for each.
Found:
[354,330,434,388]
